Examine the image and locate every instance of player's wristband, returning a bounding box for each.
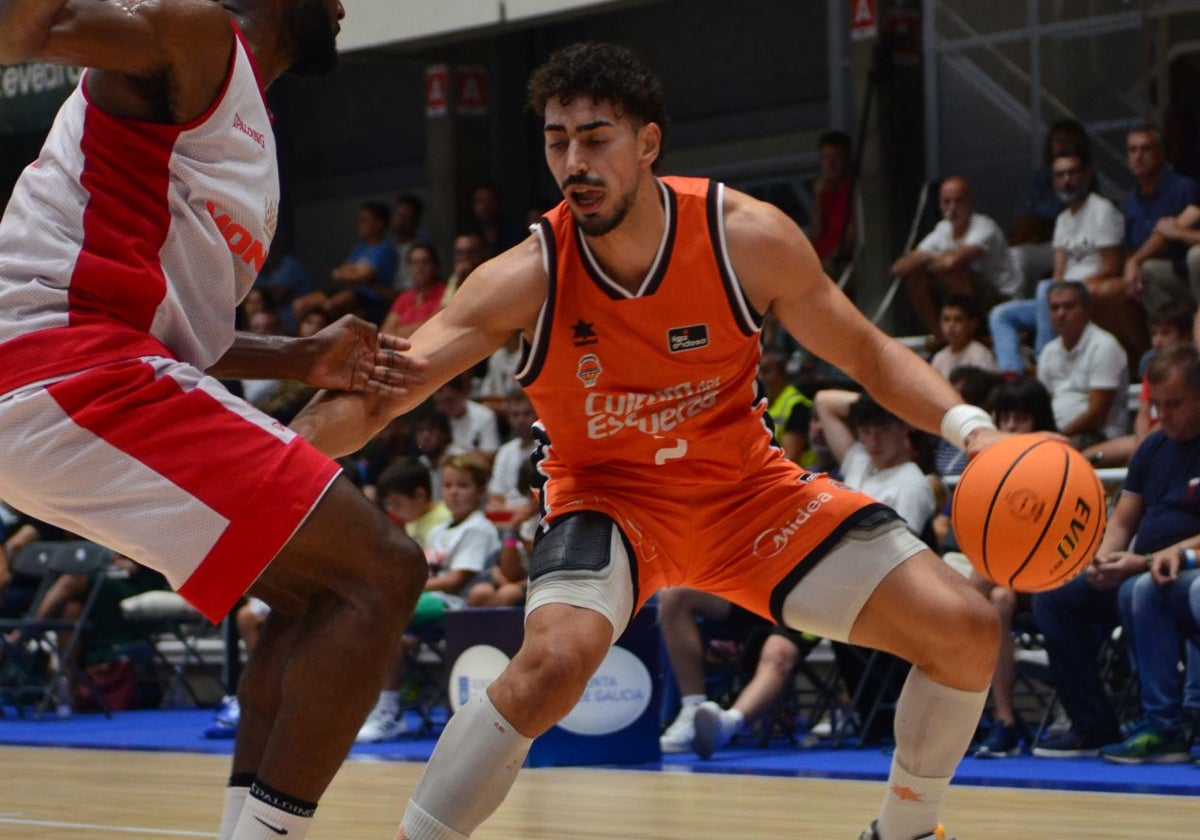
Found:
[940,404,996,450]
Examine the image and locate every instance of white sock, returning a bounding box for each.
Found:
[230,782,316,840]
[726,708,745,729]
[217,784,250,840]
[680,694,705,708]
[877,668,986,840]
[400,692,533,840]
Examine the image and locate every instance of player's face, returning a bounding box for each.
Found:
[441,467,482,518]
[287,0,343,77]
[1150,369,1200,441]
[543,96,658,237]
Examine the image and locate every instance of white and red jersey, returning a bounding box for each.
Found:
[0,23,277,395]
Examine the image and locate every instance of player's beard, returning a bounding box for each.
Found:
[575,187,635,237]
[288,0,339,77]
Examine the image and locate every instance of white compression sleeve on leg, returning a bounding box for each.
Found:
[877,667,987,840]
[400,692,533,840]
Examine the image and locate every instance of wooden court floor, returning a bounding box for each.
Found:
[2,745,1196,839]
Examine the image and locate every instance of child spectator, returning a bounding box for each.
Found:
[378,457,451,546]
[470,461,538,608]
[357,455,500,742]
[929,297,997,380]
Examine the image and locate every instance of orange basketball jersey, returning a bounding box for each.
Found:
[517,176,888,619]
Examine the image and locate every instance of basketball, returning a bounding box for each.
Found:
[951,433,1107,592]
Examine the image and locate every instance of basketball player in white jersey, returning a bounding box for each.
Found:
[0,4,426,840]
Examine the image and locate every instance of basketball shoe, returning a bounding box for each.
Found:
[659,702,701,753]
[858,820,954,840]
[356,704,409,743]
[203,695,240,739]
[972,719,1023,758]
[692,701,742,758]
[1099,719,1190,764]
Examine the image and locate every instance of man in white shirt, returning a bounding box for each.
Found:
[1038,281,1130,448]
[433,373,500,465]
[892,176,1021,343]
[487,389,539,512]
[990,149,1127,375]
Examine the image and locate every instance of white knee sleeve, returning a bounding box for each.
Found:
[401,693,533,840]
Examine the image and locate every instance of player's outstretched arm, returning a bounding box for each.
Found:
[724,188,992,448]
[291,237,548,458]
[208,315,427,395]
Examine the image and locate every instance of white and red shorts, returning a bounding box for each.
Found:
[0,356,341,622]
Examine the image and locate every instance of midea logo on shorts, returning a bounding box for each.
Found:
[752,492,834,558]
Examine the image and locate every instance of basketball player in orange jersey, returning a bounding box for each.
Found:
[0,4,428,840]
[294,43,1005,840]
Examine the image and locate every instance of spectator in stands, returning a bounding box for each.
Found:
[967,377,1058,759]
[413,409,456,501]
[442,233,488,306]
[294,201,398,324]
[252,243,312,334]
[1010,119,1093,288]
[471,183,527,256]
[929,297,997,380]
[0,508,66,619]
[758,349,812,464]
[657,589,770,754]
[1097,345,1200,764]
[1083,299,1196,468]
[380,242,447,338]
[809,129,856,277]
[1121,125,1200,314]
[1150,201,1200,303]
[814,390,938,536]
[486,389,538,514]
[1031,346,1200,757]
[891,176,1021,344]
[989,146,1126,377]
[378,456,451,547]
[1037,281,1130,449]
[357,454,500,742]
[433,373,500,465]
[470,461,538,609]
[391,194,425,292]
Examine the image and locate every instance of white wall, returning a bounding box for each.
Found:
[339,0,624,52]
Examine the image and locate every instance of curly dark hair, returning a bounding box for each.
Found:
[526,42,669,169]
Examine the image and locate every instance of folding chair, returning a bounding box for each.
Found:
[0,540,114,718]
[119,590,227,707]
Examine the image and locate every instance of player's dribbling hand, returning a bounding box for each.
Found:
[304,315,427,394]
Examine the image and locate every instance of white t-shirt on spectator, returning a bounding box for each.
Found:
[1053,193,1124,281]
[840,443,937,536]
[475,344,522,402]
[449,400,501,455]
[488,437,537,508]
[918,213,1022,298]
[423,509,502,609]
[930,341,998,379]
[1037,322,1130,439]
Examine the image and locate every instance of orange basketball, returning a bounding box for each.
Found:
[951,433,1107,593]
